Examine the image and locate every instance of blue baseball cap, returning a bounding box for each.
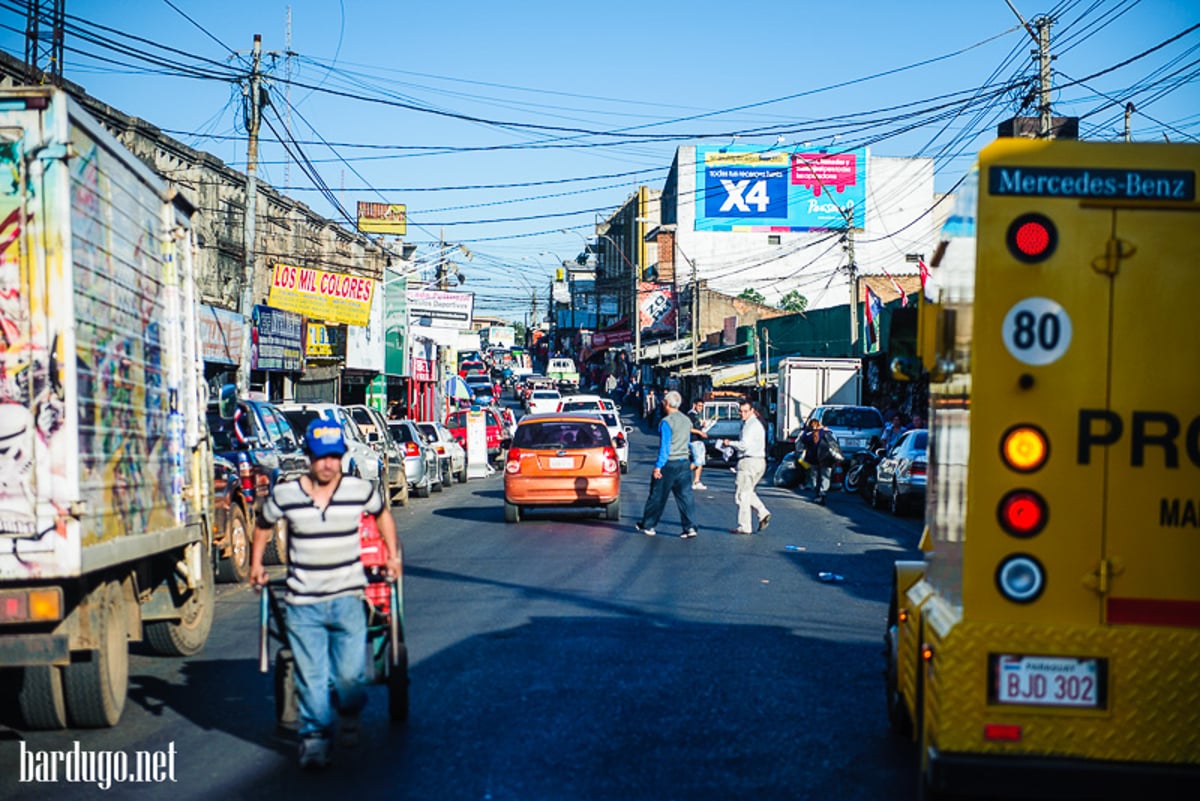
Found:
[304,419,347,458]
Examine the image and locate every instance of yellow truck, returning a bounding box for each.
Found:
[0,87,213,728]
[887,138,1200,799]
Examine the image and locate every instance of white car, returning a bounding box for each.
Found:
[557,393,604,413]
[560,411,630,474]
[277,402,386,497]
[417,421,467,484]
[527,389,562,415]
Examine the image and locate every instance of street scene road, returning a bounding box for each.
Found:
[1,400,924,801]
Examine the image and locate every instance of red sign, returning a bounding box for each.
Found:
[592,329,632,348]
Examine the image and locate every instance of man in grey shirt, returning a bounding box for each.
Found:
[635,390,698,539]
[723,400,770,534]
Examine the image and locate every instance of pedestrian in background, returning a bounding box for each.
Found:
[723,400,770,534]
[687,399,709,490]
[635,390,698,539]
[799,417,840,505]
[250,418,400,770]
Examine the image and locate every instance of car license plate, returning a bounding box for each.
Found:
[845,437,865,448]
[548,456,574,470]
[993,654,1104,708]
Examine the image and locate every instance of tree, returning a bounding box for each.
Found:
[513,321,527,344]
[779,290,808,312]
[737,288,766,305]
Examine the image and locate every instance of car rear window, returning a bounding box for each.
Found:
[446,412,465,428]
[532,391,559,399]
[388,423,416,443]
[513,420,611,450]
[280,409,323,437]
[560,400,600,412]
[823,408,883,428]
[909,431,928,450]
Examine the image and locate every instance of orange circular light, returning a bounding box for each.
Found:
[1000,425,1049,473]
[1006,213,1058,263]
[998,490,1047,537]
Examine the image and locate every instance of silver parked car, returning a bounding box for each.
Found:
[276,402,387,499]
[806,404,886,456]
[346,404,408,502]
[388,419,443,497]
[871,428,928,516]
[416,421,467,485]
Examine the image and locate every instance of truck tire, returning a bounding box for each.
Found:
[145,544,215,657]
[275,648,299,730]
[17,665,68,730]
[215,505,251,584]
[263,519,288,565]
[63,580,128,728]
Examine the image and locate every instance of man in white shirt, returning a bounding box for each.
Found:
[722,400,770,534]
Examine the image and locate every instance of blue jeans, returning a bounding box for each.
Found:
[286,594,368,740]
[639,459,696,532]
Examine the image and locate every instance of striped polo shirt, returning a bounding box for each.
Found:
[260,475,382,605]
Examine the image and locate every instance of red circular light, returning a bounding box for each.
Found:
[998,490,1047,538]
[1006,213,1058,263]
[1014,221,1050,256]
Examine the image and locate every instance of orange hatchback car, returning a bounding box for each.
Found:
[503,415,621,523]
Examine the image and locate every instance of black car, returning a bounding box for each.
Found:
[207,398,309,576]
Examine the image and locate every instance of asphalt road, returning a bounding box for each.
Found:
[0,401,925,801]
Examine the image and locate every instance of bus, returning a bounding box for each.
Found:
[886,138,1199,799]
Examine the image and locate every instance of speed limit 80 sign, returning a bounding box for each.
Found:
[1002,297,1073,366]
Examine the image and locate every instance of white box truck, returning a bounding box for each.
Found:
[774,357,862,456]
[0,88,214,728]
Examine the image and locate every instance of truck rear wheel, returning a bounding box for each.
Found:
[145,544,215,657]
[215,505,251,583]
[263,519,288,565]
[63,580,128,728]
[17,665,68,730]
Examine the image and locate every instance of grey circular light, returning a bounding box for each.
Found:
[996,555,1045,603]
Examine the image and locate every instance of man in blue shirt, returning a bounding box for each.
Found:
[635,390,698,539]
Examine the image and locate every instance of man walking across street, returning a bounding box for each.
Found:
[723,400,770,534]
[799,417,841,505]
[636,390,699,539]
[250,418,401,770]
[687,399,709,490]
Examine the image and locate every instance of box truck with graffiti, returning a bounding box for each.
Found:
[0,88,214,728]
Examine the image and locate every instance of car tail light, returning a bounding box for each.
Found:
[615,434,626,448]
[505,448,522,474]
[237,452,255,503]
[602,446,619,474]
[910,461,927,477]
[405,442,420,457]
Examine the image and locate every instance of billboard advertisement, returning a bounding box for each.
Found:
[346,282,386,372]
[695,145,867,232]
[199,304,243,365]
[251,305,303,372]
[356,202,407,236]
[267,262,376,327]
[406,289,475,330]
[638,282,677,335]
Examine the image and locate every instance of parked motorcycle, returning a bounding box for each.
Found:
[843,441,884,496]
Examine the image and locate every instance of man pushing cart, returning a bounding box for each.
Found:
[251,418,405,770]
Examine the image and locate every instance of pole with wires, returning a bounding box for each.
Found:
[237,34,263,397]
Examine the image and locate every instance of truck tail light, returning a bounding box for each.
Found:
[1000,424,1049,473]
[237,452,255,503]
[996,554,1045,603]
[998,490,1047,537]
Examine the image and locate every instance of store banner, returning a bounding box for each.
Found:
[406,289,474,330]
[251,305,303,372]
[305,322,341,359]
[638,282,677,335]
[268,262,376,327]
[346,285,386,372]
[199,304,243,365]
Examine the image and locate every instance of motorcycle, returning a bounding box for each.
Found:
[843,443,884,496]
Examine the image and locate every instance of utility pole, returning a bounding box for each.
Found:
[1036,16,1054,137]
[1124,102,1135,142]
[690,260,699,372]
[24,0,64,86]
[284,7,293,188]
[846,228,858,350]
[237,34,263,397]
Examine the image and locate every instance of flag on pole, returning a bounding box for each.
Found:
[918,260,934,302]
[880,265,909,307]
[864,285,883,349]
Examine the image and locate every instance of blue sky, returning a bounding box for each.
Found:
[1,0,1196,319]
